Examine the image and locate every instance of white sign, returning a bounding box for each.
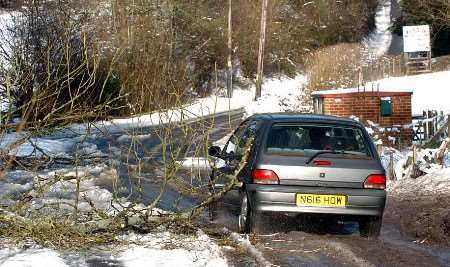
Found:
[403,25,431,53]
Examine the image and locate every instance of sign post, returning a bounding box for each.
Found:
[403,25,431,74]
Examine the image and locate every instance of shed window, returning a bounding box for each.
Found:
[380,97,392,116]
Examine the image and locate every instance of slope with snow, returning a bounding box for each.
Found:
[367,71,450,115]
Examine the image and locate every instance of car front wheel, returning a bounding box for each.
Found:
[359,216,382,239]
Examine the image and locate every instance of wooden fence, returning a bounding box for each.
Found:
[412,110,450,143]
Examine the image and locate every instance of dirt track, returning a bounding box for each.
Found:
[208,191,450,267]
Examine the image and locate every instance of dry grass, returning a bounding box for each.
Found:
[0,214,118,249]
[305,43,405,92]
[305,43,363,92]
[432,55,450,72]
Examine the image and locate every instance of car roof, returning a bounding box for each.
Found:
[247,113,362,127]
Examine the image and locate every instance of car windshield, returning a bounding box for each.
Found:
[265,124,372,158]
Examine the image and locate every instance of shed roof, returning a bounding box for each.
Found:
[311,87,413,96]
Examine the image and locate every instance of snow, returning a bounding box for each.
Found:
[367,71,450,115]
[363,0,393,59]
[0,131,105,158]
[177,157,210,170]
[382,139,450,196]
[0,132,74,158]
[69,87,254,135]
[244,75,309,117]
[223,228,271,267]
[0,165,118,213]
[0,248,68,267]
[311,87,413,95]
[0,230,228,267]
[390,168,450,196]
[118,230,228,267]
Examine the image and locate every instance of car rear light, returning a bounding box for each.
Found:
[252,169,280,184]
[313,160,333,166]
[364,174,386,190]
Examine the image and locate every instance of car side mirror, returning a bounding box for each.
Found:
[208,146,222,157]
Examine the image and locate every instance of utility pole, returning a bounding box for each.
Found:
[226,0,233,98]
[255,0,268,100]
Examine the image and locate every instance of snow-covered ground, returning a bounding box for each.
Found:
[0,132,106,158]
[244,75,309,117]
[0,230,228,267]
[381,140,450,197]
[367,70,450,115]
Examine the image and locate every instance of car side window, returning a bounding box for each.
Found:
[224,120,261,156]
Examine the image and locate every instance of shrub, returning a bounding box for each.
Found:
[0,1,125,125]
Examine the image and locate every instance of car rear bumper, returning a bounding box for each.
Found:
[246,184,386,217]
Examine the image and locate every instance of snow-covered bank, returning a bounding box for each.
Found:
[118,230,227,267]
[367,70,450,115]
[0,248,68,267]
[70,75,307,135]
[0,132,102,158]
[383,141,450,197]
[244,75,309,117]
[0,230,228,267]
[70,88,254,135]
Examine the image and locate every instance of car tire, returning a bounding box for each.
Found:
[359,216,382,239]
[238,190,259,234]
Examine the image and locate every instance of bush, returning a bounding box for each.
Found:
[0,1,125,124]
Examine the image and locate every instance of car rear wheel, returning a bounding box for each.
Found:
[238,190,259,233]
[359,216,382,239]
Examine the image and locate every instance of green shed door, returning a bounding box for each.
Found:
[380,97,392,116]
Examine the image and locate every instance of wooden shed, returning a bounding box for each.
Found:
[312,88,414,146]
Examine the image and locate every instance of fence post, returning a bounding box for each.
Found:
[389,151,397,181]
[424,111,429,140]
[448,114,450,139]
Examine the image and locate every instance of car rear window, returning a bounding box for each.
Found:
[265,124,372,158]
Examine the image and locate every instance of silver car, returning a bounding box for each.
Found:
[209,113,386,238]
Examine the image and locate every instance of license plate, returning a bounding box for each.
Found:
[296,194,347,207]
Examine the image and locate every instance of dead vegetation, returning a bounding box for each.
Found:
[305,43,404,92]
[386,196,450,247]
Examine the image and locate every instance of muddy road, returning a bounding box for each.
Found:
[207,190,450,267]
